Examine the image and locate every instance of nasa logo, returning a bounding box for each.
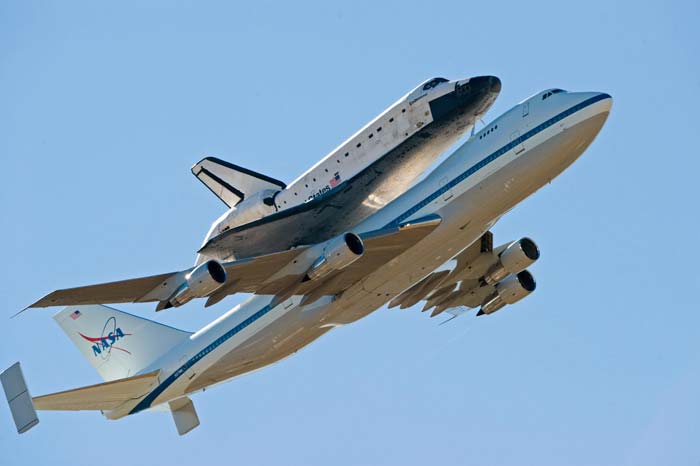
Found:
[78,316,132,360]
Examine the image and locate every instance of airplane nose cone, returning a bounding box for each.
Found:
[598,92,613,112]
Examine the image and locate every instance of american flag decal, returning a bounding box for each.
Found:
[70,310,82,320]
[329,172,341,188]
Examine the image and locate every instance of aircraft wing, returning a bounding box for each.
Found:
[206,214,442,305]
[25,271,189,310]
[32,370,160,411]
[25,216,441,311]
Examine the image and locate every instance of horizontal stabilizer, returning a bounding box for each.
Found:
[192,156,286,207]
[1,363,39,434]
[32,370,160,411]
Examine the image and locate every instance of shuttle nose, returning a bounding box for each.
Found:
[455,75,501,95]
[468,75,501,94]
[488,76,501,93]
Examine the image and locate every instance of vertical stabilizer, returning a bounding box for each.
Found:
[54,305,191,381]
[191,156,286,208]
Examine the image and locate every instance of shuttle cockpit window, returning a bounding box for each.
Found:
[422,77,448,91]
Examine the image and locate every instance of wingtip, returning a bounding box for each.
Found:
[11,305,32,319]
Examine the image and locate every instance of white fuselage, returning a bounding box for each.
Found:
[275,77,469,206]
[197,76,500,261]
[113,89,612,419]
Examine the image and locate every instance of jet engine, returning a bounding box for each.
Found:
[478,270,536,316]
[305,233,365,281]
[162,260,228,309]
[482,237,539,285]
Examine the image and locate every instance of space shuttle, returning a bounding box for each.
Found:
[192,75,501,263]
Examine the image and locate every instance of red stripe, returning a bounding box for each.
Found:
[78,332,132,343]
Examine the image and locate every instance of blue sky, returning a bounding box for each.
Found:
[1,1,699,464]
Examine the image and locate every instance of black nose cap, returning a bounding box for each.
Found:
[470,75,502,94]
[486,76,501,93]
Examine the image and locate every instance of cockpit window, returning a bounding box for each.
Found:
[542,89,566,100]
[543,88,566,100]
[422,77,448,91]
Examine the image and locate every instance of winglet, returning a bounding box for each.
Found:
[1,363,39,434]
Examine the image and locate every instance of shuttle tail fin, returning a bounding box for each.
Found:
[54,305,191,381]
[191,156,286,207]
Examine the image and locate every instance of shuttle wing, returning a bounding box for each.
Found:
[199,144,449,260]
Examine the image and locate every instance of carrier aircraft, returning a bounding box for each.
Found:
[1,78,612,436]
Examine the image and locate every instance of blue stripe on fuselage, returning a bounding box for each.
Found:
[129,304,274,414]
[384,93,609,228]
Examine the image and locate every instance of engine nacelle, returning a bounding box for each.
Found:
[305,232,365,281]
[167,260,227,308]
[482,237,540,285]
[478,270,536,316]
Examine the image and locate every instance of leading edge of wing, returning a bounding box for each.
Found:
[208,214,442,302]
[360,213,442,241]
[18,215,442,315]
[17,271,185,316]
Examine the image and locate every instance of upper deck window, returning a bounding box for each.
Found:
[422,77,448,91]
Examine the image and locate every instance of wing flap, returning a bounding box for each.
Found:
[32,370,160,411]
[389,231,494,315]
